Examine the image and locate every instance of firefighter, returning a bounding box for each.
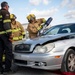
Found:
[0,1,13,74]
[2,14,25,68]
[27,14,46,39]
[10,14,25,41]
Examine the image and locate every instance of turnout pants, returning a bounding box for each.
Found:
[0,34,12,72]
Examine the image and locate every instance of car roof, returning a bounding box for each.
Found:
[53,23,75,27]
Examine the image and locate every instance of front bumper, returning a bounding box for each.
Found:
[13,52,63,70]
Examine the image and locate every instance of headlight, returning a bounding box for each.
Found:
[33,43,55,53]
[15,44,31,52]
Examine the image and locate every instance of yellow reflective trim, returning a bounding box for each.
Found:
[22,32,25,35]
[12,29,19,33]
[19,36,23,39]
[6,29,12,33]
[13,37,19,41]
[0,31,6,34]
[2,54,5,62]
[18,28,21,30]
[37,25,42,30]
[12,28,21,33]
[0,15,2,18]
[13,36,23,41]
[3,19,11,23]
[42,18,46,23]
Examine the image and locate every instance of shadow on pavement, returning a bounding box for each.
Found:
[11,66,75,75]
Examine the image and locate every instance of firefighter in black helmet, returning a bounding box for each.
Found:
[0,1,13,74]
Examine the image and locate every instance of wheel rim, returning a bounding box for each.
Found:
[68,53,75,71]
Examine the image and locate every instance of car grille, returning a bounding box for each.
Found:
[14,59,27,65]
[14,44,31,53]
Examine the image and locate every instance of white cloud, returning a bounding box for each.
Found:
[64,10,75,19]
[60,0,69,7]
[68,0,75,9]
[28,8,58,19]
[9,8,13,13]
[29,0,41,6]
[43,0,49,5]
[29,0,50,6]
[60,0,75,9]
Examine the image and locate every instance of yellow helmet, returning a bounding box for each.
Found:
[10,14,16,19]
[27,14,36,21]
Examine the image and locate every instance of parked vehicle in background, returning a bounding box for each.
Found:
[13,23,75,72]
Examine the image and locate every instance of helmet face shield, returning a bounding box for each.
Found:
[29,17,35,22]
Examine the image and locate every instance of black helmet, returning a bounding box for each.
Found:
[1,1,9,8]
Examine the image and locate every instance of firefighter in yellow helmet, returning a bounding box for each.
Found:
[27,14,46,39]
[10,14,25,41]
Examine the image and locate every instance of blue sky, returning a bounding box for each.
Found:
[0,0,75,26]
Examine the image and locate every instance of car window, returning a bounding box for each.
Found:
[69,24,75,32]
[46,27,60,35]
[43,24,75,35]
[58,28,71,33]
[62,28,70,33]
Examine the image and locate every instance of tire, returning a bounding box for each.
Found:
[61,49,75,72]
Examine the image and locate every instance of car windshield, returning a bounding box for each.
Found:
[43,23,75,35]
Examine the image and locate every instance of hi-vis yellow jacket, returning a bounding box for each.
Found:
[11,21,25,41]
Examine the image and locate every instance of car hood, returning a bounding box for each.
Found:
[23,33,72,45]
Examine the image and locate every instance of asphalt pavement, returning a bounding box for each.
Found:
[10,66,61,75]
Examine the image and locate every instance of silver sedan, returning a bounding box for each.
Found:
[13,23,75,72]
